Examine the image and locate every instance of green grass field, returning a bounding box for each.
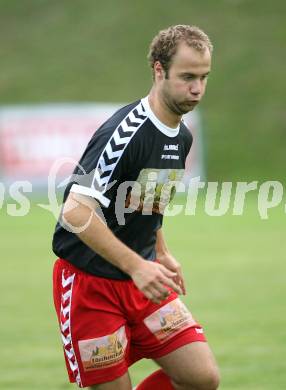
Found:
[0,196,285,389]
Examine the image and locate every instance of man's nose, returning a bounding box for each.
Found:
[190,79,202,95]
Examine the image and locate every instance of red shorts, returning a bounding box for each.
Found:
[53,258,206,388]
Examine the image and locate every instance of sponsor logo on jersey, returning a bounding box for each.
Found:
[125,168,184,214]
[163,144,179,151]
[161,144,180,160]
[161,154,179,160]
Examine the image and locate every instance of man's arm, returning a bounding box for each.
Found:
[62,192,182,304]
[155,228,186,295]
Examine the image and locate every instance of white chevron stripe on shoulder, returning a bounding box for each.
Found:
[105,142,122,159]
[129,110,143,124]
[121,119,137,132]
[92,101,148,192]
[136,103,146,116]
[113,128,128,145]
[99,157,117,172]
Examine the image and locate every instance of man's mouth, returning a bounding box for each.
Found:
[185,100,199,105]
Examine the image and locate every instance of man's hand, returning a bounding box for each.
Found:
[156,253,186,296]
[129,260,183,304]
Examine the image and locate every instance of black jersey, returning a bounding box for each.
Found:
[52,96,193,280]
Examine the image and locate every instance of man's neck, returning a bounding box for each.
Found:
[148,88,181,129]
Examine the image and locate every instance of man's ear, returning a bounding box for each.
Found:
[154,61,166,81]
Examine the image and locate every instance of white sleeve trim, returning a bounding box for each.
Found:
[70,184,110,208]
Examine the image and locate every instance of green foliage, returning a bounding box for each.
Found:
[0,0,285,180]
[0,200,285,389]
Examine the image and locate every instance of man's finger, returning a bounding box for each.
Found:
[161,276,183,295]
[180,277,186,295]
[143,290,152,300]
[160,264,177,278]
[151,281,170,296]
[149,287,169,304]
[177,271,186,295]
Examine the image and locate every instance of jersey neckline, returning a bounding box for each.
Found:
[141,96,180,138]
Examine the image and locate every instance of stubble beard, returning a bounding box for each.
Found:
[162,89,192,117]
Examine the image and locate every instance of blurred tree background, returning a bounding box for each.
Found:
[0,0,285,181]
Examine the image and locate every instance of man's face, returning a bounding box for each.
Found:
[157,42,212,115]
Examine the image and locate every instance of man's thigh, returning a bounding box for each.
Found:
[90,371,132,390]
[53,260,132,387]
[154,341,220,389]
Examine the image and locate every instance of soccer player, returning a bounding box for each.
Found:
[52,25,220,390]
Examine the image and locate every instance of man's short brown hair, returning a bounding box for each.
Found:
[147,25,213,78]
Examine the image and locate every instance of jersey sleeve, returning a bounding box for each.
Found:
[69,102,148,207]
